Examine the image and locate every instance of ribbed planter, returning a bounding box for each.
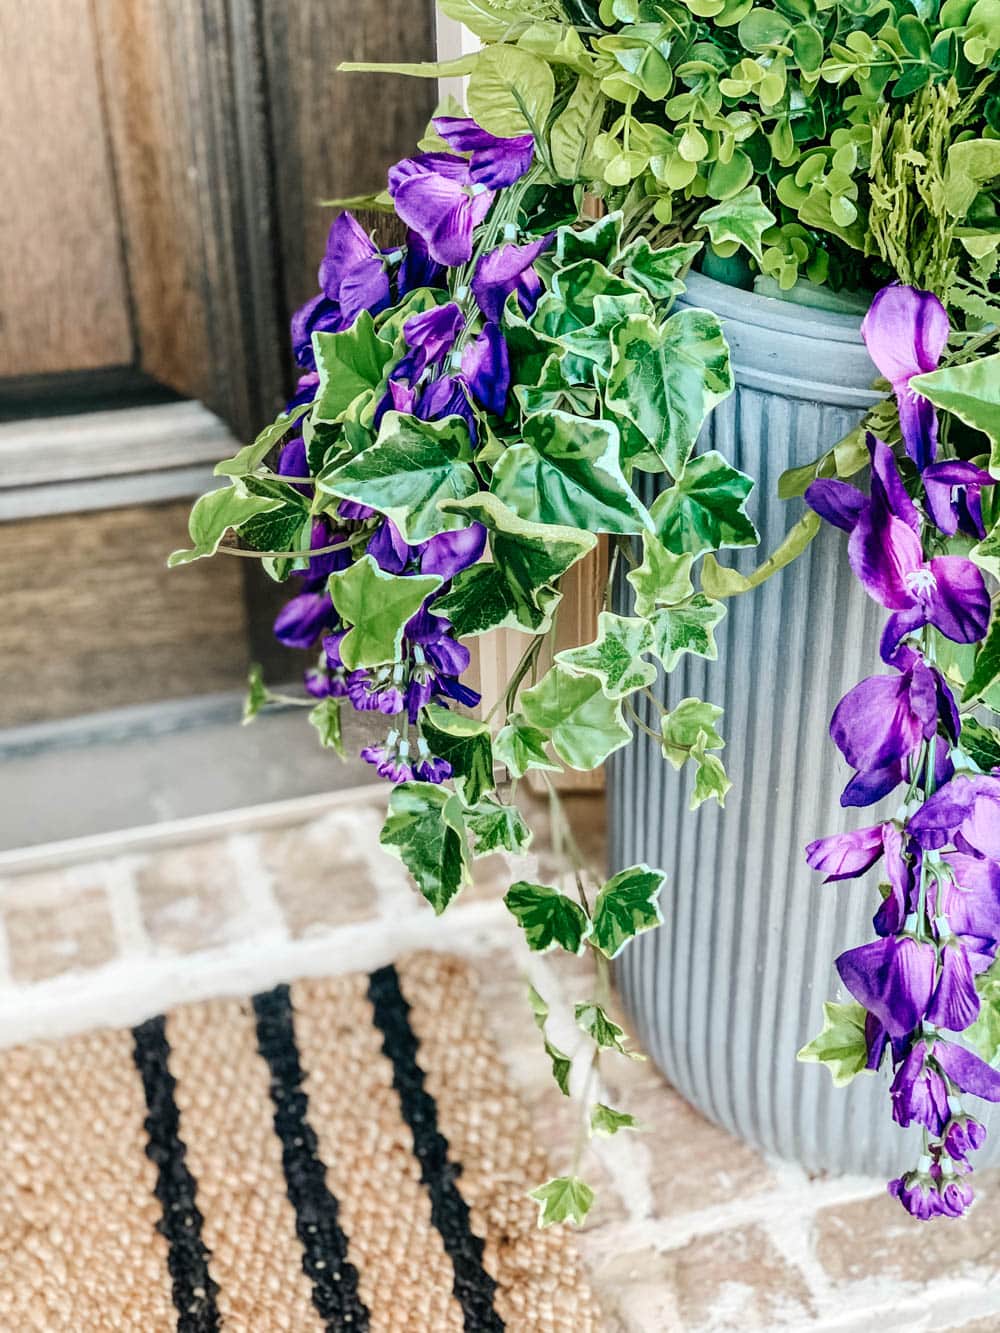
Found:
[611,272,1000,1177]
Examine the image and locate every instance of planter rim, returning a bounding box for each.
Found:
[682,271,869,343]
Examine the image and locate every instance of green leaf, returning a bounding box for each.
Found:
[626,536,694,617]
[437,0,515,39]
[492,409,652,535]
[550,74,605,180]
[606,311,733,476]
[528,1176,594,1228]
[690,731,732,809]
[236,476,311,554]
[697,185,777,263]
[556,213,623,267]
[312,312,395,423]
[215,404,310,477]
[555,612,656,698]
[967,971,1000,1065]
[797,1001,871,1087]
[493,715,561,779]
[504,881,592,954]
[648,594,726,672]
[467,45,555,138]
[651,451,759,557]
[575,1002,640,1057]
[521,665,632,770]
[590,1103,641,1137]
[614,238,701,302]
[380,782,471,914]
[590,865,666,959]
[513,354,599,418]
[554,293,652,378]
[338,53,479,78]
[319,412,478,544]
[464,797,533,856]
[433,493,596,637]
[328,555,442,670]
[419,705,494,805]
[945,139,1000,219]
[701,511,819,597]
[527,983,549,1031]
[308,697,344,756]
[545,1040,573,1096]
[168,481,283,566]
[962,615,1000,704]
[660,697,724,768]
[243,663,268,724]
[959,717,1000,773]
[910,354,1000,468]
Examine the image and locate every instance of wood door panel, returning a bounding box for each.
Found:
[0,1,133,378]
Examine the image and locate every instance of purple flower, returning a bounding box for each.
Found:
[367,517,412,574]
[923,460,995,539]
[388,153,493,266]
[347,668,404,715]
[891,1041,950,1134]
[461,323,511,416]
[413,751,453,783]
[398,230,444,295]
[471,234,554,323]
[290,293,342,370]
[937,1171,975,1218]
[944,1114,986,1164]
[433,116,535,188]
[836,934,937,1038]
[888,1168,942,1220]
[861,285,950,470]
[926,939,980,1031]
[936,852,1000,971]
[910,775,1000,856]
[318,212,391,328]
[805,824,890,881]
[278,437,310,494]
[361,732,413,783]
[338,499,377,522]
[416,374,478,442]
[396,302,466,381]
[418,524,487,579]
[935,1038,1000,1102]
[273,591,334,649]
[288,371,320,409]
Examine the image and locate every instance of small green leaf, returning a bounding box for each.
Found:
[911,353,1000,468]
[467,45,555,138]
[527,984,549,1031]
[797,1001,872,1087]
[697,185,776,263]
[215,404,310,477]
[243,663,268,724]
[494,716,561,779]
[528,1176,594,1228]
[555,612,656,699]
[959,717,1000,773]
[168,481,283,566]
[420,705,494,805]
[648,595,726,672]
[464,798,533,856]
[701,511,819,597]
[545,1039,573,1096]
[308,696,345,756]
[590,1103,640,1137]
[555,212,624,267]
[575,1002,641,1058]
[328,555,442,670]
[626,536,694,618]
[521,665,632,770]
[312,312,395,423]
[690,731,732,809]
[660,697,725,768]
[504,881,592,955]
[967,972,1000,1065]
[591,865,666,959]
[962,616,1000,704]
[651,451,758,558]
[380,782,471,914]
[614,237,701,301]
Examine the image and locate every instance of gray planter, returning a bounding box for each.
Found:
[611,272,999,1177]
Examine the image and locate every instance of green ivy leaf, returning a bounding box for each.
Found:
[967,971,1000,1065]
[575,1002,641,1058]
[493,715,561,779]
[312,312,395,423]
[419,705,494,805]
[243,663,268,724]
[555,212,624,266]
[700,511,819,597]
[651,451,759,557]
[467,45,555,138]
[690,731,732,809]
[168,481,283,566]
[962,615,1000,704]
[433,493,596,637]
[606,311,733,476]
[554,293,652,379]
[648,594,726,672]
[590,1103,641,1137]
[318,412,478,544]
[614,237,701,301]
[308,697,345,756]
[464,797,533,856]
[555,612,656,698]
[513,354,600,418]
[797,1001,871,1087]
[626,535,694,617]
[660,697,725,768]
[328,555,442,670]
[697,186,777,263]
[380,782,470,914]
[590,864,666,959]
[959,717,1000,772]
[237,476,311,554]
[545,1040,574,1096]
[911,353,1000,469]
[504,881,592,954]
[521,664,632,770]
[215,404,310,477]
[528,1176,594,1228]
[492,409,652,536]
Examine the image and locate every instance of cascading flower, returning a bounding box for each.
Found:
[471,234,554,323]
[388,153,494,267]
[433,116,535,188]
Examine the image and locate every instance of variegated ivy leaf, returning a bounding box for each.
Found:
[521,664,632,770]
[504,881,592,955]
[434,493,596,638]
[961,615,1000,705]
[168,480,283,567]
[648,595,726,673]
[606,310,733,477]
[555,212,623,267]
[651,451,759,558]
[960,718,1000,773]
[590,1103,641,1137]
[419,705,493,805]
[308,697,344,756]
[513,353,599,418]
[614,237,701,302]
[238,476,311,555]
[328,555,442,671]
[493,715,561,780]
[215,403,310,477]
[464,797,532,856]
[690,731,731,810]
[529,1175,594,1228]
[555,612,656,699]
[575,1002,642,1059]
[555,292,653,378]
[626,534,694,618]
[967,973,1000,1065]
[590,865,666,959]
[797,1001,871,1087]
[243,663,268,724]
[660,697,725,769]
[546,1039,573,1096]
[312,311,395,423]
[380,782,470,915]
[696,185,776,264]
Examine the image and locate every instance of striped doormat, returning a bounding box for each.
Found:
[0,953,598,1331]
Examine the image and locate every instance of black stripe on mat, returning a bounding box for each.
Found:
[253,985,370,1331]
[368,964,504,1332]
[132,1015,221,1333]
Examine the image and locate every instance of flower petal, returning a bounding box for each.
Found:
[935,1040,1000,1101]
[805,825,887,881]
[836,935,936,1038]
[927,941,980,1031]
[804,478,866,533]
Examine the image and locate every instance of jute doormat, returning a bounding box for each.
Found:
[0,952,598,1332]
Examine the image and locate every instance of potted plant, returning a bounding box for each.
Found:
[172,0,1000,1223]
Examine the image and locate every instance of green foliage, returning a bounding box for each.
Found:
[555,612,657,698]
[648,594,726,672]
[575,1002,641,1058]
[243,663,269,724]
[590,865,666,959]
[521,664,632,769]
[328,556,442,670]
[590,1103,641,1136]
[380,783,471,914]
[168,481,284,566]
[420,706,494,804]
[308,697,345,756]
[464,798,533,855]
[959,717,1000,773]
[797,1001,872,1087]
[215,405,310,477]
[504,880,592,953]
[966,970,1000,1065]
[494,715,561,778]
[528,1176,594,1227]
[651,451,759,557]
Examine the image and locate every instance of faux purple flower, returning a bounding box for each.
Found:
[922,460,995,539]
[926,939,980,1031]
[367,517,411,575]
[944,1114,986,1164]
[861,285,950,470]
[347,669,405,715]
[936,852,1000,971]
[288,371,320,410]
[937,1170,975,1218]
[416,375,478,442]
[290,293,342,370]
[890,1041,950,1134]
[805,823,890,881]
[418,524,487,579]
[318,211,391,328]
[935,1039,1000,1103]
[388,154,493,266]
[398,230,444,295]
[471,234,554,323]
[461,323,511,416]
[910,775,1000,856]
[888,1169,941,1220]
[836,934,937,1038]
[273,591,334,649]
[396,302,466,381]
[361,732,412,783]
[433,116,535,189]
